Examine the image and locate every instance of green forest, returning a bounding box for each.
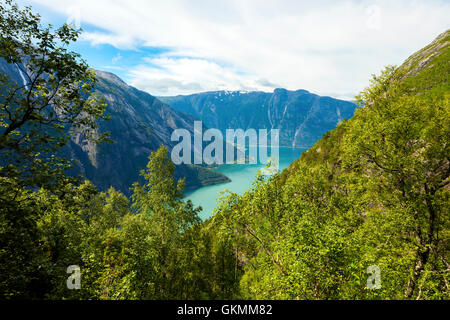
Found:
[0,1,449,300]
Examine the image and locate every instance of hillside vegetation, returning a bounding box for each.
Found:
[211,30,449,299]
[0,1,448,300]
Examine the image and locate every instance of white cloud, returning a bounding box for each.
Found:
[80,32,136,50]
[128,57,266,96]
[29,0,450,97]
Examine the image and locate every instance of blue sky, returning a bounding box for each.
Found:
[18,0,170,84]
[17,0,450,99]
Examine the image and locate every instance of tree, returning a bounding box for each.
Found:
[129,146,202,299]
[212,62,449,300]
[0,0,109,299]
[0,0,108,189]
[342,65,449,299]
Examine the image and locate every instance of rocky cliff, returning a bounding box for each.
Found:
[159,89,357,147]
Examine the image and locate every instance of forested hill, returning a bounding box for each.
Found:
[210,29,449,299]
[292,29,449,172]
[159,89,357,148]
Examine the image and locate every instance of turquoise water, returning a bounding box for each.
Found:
[185,147,306,220]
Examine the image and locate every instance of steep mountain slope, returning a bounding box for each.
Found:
[66,70,230,194]
[212,30,449,299]
[296,29,450,170]
[0,60,230,195]
[159,89,357,147]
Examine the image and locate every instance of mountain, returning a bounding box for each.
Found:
[0,61,230,195]
[211,30,450,299]
[159,89,357,147]
[66,70,232,195]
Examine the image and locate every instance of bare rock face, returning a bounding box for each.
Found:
[159,89,357,148]
[64,70,230,195]
[399,29,449,79]
[0,59,230,195]
[1,57,356,196]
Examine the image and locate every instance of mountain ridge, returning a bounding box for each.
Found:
[68,69,232,195]
[0,60,231,195]
[159,88,357,148]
